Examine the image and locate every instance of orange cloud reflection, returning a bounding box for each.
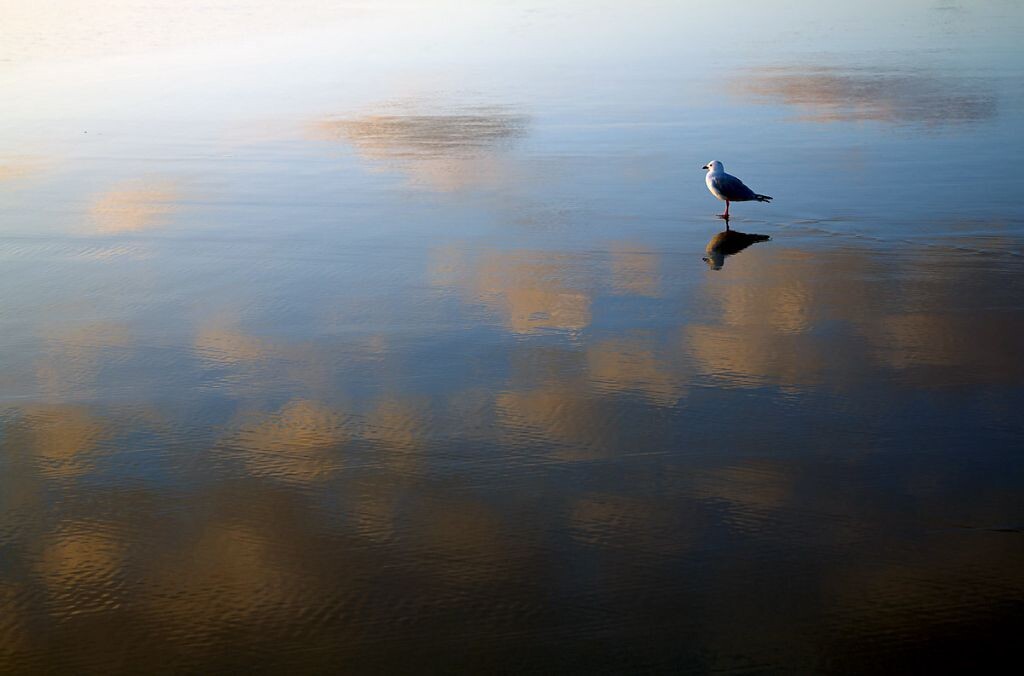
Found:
[310,106,529,193]
[586,335,686,405]
[224,400,347,485]
[436,249,593,334]
[732,66,996,125]
[0,156,52,183]
[36,525,126,615]
[7,405,110,479]
[89,180,182,234]
[685,242,1024,390]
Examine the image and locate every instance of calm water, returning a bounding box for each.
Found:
[2,1,1024,672]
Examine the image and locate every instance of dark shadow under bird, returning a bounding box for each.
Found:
[703,225,770,270]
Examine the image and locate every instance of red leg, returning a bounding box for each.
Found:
[719,200,730,219]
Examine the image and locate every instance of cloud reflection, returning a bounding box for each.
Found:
[496,384,611,460]
[431,247,592,334]
[36,525,126,617]
[587,335,686,405]
[6,405,110,479]
[89,179,182,234]
[223,400,347,485]
[0,157,52,183]
[314,109,528,158]
[733,66,997,125]
[311,105,529,192]
[685,242,1024,389]
[475,252,591,334]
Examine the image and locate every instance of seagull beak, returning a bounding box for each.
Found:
[701,165,708,170]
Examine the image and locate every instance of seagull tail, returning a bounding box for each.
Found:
[754,194,773,202]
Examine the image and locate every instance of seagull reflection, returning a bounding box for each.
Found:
[703,223,770,270]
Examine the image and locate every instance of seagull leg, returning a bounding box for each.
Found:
[718,201,730,219]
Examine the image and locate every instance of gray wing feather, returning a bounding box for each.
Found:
[712,173,757,201]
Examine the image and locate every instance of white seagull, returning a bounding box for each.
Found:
[702,160,772,219]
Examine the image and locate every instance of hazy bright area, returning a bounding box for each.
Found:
[2,1,1023,672]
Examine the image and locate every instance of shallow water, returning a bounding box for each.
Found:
[2,1,1024,672]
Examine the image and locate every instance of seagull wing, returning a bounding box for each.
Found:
[711,173,757,201]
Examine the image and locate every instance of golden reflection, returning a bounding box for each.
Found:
[685,249,830,388]
[473,251,591,334]
[194,322,363,398]
[431,246,593,333]
[310,106,528,192]
[869,311,1024,383]
[124,479,528,643]
[716,281,813,336]
[199,321,432,482]
[496,384,615,461]
[363,398,427,474]
[686,242,1024,389]
[432,244,678,335]
[685,324,826,389]
[194,326,275,365]
[89,179,182,234]
[225,400,346,485]
[36,526,125,599]
[610,244,660,296]
[140,520,303,639]
[313,110,528,158]
[703,228,770,271]
[9,406,108,479]
[732,66,996,124]
[0,156,51,183]
[586,335,686,405]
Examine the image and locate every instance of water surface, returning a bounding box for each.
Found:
[2,1,1024,672]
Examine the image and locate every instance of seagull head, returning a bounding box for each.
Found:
[702,160,723,173]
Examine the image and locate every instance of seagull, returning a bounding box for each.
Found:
[702,160,772,219]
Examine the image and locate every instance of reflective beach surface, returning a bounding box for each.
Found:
[2,1,1023,672]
